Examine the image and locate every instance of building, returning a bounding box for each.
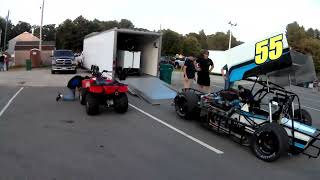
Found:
[7,32,56,67]
[7,32,40,55]
[14,41,55,66]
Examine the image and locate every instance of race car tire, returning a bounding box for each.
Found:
[251,123,289,162]
[174,90,200,120]
[79,88,87,105]
[86,93,100,115]
[114,93,128,113]
[294,109,312,126]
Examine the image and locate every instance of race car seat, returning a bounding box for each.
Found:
[220,90,239,101]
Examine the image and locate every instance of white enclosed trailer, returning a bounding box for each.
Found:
[208,50,227,74]
[83,28,162,78]
[83,28,177,104]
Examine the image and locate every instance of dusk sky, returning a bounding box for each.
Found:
[1,0,319,42]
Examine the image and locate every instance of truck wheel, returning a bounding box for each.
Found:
[294,109,312,126]
[114,93,128,113]
[174,90,200,120]
[51,70,55,74]
[73,69,77,74]
[79,88,87,105]
[86,94,100,115]
[251,123,289,162]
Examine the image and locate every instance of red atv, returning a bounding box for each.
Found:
[79,70,129,115]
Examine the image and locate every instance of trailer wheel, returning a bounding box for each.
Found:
[79,88,87,105]
[114,93,128,113]
[174,90,200,120]
[86,93,100,115]
[294,109,312,126]
[251,123,289,162]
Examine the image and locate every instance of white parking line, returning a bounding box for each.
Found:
[295,104,320,112]
[129,103,224,154]
[0,87,24,118]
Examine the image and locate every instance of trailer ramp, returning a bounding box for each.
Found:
[122,76,177,104]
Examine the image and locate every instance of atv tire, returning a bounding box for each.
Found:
[86,93,100,115]
[294,109,312,126]
[174,90,200,120]
[114,93,128,113]
[79,88,87,105]
[251,123,289,162]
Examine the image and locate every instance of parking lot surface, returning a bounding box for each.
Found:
[0,83,320,179]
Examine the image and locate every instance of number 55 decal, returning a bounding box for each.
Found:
[255,34,283,65]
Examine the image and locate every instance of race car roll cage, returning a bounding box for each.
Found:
[197,77,320,158]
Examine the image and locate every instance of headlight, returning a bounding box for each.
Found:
[52,60,56,65]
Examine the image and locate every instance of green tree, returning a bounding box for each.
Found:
[186,32,200,40]
[315,29,320,39]
[12,21,31,37]
[299,38,320,73]
[161,29,183,55]
[207,32,229,50]
[207,31,240,51]
[199,30,208,49]
[118,19,134,29]
[286,22,307,49]
[56,19,76,49]
[102,20,118,30]
[306,28,315,38]
[182,36,201,56]
[34,24,56,41]
[0,16,14,50]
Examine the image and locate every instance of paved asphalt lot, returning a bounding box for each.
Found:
[0,71,320,179]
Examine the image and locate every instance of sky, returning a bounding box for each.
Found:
[0,0,319,42]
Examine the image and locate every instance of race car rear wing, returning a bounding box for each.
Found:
[227,32,293,83]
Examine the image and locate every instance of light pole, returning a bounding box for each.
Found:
[0,29,2,51]
[3,10,10,51]
[228,21,237,50]
[39,0,45,51]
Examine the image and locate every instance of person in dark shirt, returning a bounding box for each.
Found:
[0,54,4,72]
[196,50,214,93]
[56,75,85,101]
[183,53,196,88]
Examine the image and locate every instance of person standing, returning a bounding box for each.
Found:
[221,64,229,90]
[0,54,4,72]
[196,50,214,93]
[4,54,9,71]
[183,53,196,88]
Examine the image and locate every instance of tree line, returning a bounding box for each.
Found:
[0,16,319,72]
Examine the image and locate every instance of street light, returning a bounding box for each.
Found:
[39,0,45,51]
[228,21,237,50]
[3,10,10,51]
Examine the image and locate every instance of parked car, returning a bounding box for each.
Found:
[174,58,185,69]
[51,50,77,74]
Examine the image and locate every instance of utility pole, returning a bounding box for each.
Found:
[0,29,2,52]
[3,10,10,51]
[39,0,45,51]
[228,21,237,50]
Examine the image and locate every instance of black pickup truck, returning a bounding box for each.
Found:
[51,49,77,74]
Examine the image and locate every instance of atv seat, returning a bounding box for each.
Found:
[220,90,239,101]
